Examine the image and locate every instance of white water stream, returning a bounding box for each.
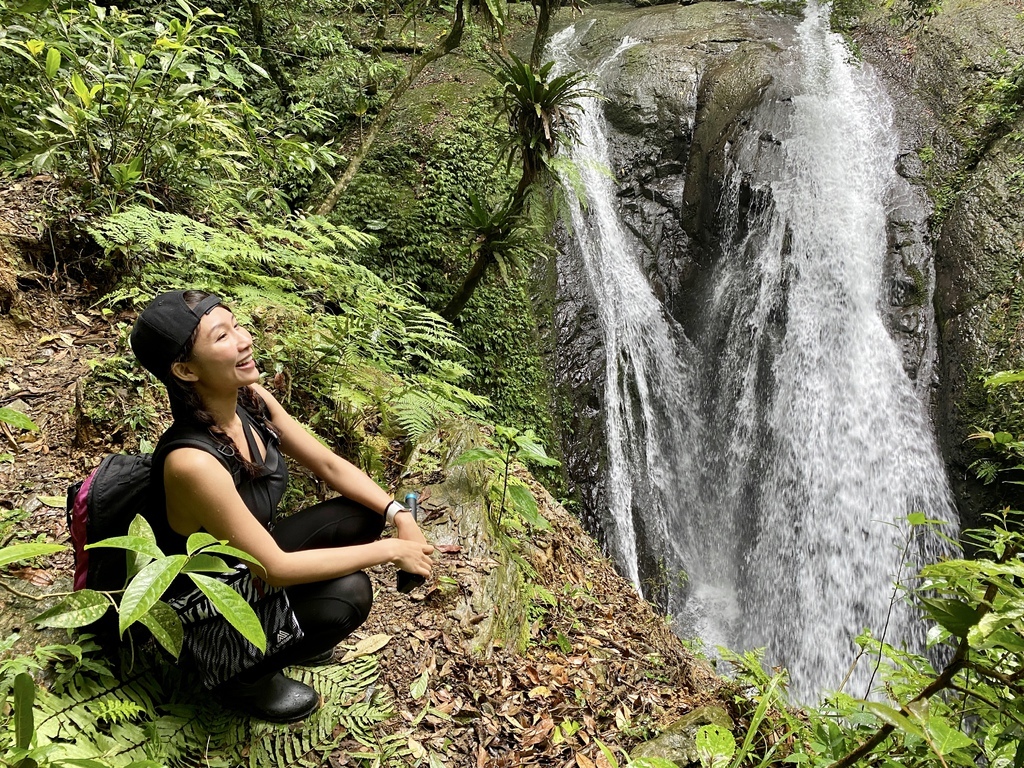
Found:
[550,1,957,701]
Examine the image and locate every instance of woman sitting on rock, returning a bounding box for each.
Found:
[130,289,434,723]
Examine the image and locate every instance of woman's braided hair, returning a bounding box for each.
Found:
[167,290,279,479]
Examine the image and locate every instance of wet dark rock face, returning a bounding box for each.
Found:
[853,0,1024,530]
[544,1,951,542]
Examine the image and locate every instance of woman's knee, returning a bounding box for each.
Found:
[288,571,374,634]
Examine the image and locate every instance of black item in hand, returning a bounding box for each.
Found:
[397,492,425,594]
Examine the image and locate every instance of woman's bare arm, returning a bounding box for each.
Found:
[164,448,433,588]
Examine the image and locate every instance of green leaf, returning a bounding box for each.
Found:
[918,596,978,638]
[182,553,233,574]
[186,531,219,554]
[45,47,61,79]
[863,702,925,739]
[984,369,1024,388]
[119,555,187,636]
[32,590,111,628]
[14,672,34,749]
[187,572,266,652]
[127,515,159,578]
[200,543,263,568]
[410,669,429,700]
[451,447,502,466]
[925,718,974,755]
[508,484,550,530]
[71,72,93,107]
[36,496,65,508]
[0,542,64,568]
[0,407,38,432]
[137,601,183,658]
[696,724,736,768]
[86,535,164,561]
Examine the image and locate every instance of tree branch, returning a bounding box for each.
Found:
[829,544,1018,768]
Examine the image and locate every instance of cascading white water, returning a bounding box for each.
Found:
[550,1,957,701]
[550,26,743,654]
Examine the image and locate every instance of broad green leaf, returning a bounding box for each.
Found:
[906,512,927,526]
[925,718,974,755]
[410,669,429,700]
[24,39,45,57]
[138,601,183,658]
[509,484,550,530]
[14,672,34,749]
[0,407,38,432]
[127,515,159,577]
[119,555,187,636]
[918,596,978,638]
[187,573,266,652]
[182,553,232,574]
[45,47,60,78]
[128,514,158,545]
[696,724,736,768]
[200,543,263,568]
[0,542,64,568]
[984,369,1024,388]
[87,535,164,561]
[32,590,110,628]
[71,72,92,107]
[631,759,681,768]
[186,531,219,554]
[863,702,925,739]
[451,447,502,466]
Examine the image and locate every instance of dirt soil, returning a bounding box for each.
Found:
[0,278,732,766]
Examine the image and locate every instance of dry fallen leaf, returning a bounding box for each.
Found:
[341,633,393,661]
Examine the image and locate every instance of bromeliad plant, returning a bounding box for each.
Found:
[452,425,559,532]
[441,53,595,320]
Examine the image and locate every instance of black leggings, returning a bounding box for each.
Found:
[234,497,384,682]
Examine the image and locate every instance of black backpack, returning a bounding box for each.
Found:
[66,434,234,594]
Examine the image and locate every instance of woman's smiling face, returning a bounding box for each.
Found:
[171,306,259,392]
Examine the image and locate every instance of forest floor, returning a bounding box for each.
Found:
[0,230,736,766]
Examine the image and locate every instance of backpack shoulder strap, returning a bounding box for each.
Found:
[152,425,244,488]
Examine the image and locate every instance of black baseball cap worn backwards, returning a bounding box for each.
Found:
[130,291,223,382]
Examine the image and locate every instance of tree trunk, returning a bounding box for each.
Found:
[244,0,293,102]
[441,248,494,321]
[316,3,466,217]
[530,0,553,69]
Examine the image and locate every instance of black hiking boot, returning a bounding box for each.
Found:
[217,670,320,723]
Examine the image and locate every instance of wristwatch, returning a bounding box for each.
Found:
[385,500,408,526]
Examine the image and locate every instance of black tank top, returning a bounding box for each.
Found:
[150,404,289,559]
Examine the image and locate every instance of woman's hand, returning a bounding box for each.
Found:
[390,538,434,577]
[395,511,428,545]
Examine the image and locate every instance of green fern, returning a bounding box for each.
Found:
[85,206,493,472]
[6,650,390,767]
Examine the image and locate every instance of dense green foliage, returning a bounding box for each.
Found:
[688,510,1022,768]
[0,630,389,767]
[0,0,339,214]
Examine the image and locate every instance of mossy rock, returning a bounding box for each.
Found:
[629,705,734,767]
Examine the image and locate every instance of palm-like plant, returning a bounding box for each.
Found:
[441,55,594,320]
[490,52,596,198]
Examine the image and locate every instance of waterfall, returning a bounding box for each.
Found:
[550,1,957,702]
